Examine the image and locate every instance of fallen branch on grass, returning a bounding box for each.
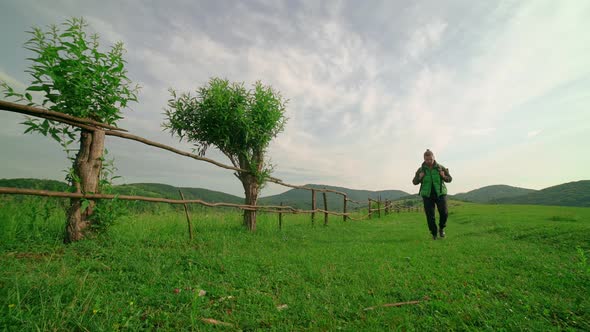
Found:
[201,318,233,327]
[363,297,429,311]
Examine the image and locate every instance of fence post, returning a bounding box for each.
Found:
[311,189,316,225]
[343,195,347,222]
[377,198,381,218]
[323,191,328,226]
[368,198,372,219]
[178,190,193,240]
[279,202,283,230]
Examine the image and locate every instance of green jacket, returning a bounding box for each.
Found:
[412,161,452,197]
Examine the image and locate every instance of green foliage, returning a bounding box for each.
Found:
[90,149,127,232]
[90,196,127,233]
[163,77,287,184]
[2,17,139,124]
[98,148,121,191]
[19,117,77,153]
[1,202,589,330]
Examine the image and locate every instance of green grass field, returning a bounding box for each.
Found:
[1,197,589,331]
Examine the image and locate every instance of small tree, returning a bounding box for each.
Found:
[163,78,287,231]
[1,18,139,243]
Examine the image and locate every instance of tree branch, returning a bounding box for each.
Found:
[0,100,127,132]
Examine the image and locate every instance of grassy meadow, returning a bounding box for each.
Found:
[1,196,589,331]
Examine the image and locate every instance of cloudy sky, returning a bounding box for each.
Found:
[1,0,589,197]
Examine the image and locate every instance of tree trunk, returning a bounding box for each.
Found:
[64,129,105,243]
[241,173,259,231]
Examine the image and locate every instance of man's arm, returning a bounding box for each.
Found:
[442,167,452,183]
[412,168,424,185]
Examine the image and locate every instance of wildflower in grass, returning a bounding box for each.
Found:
[8,304,15,308]
[129,301,134,306]
[93,309,99,314]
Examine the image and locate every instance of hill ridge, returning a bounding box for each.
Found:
[452,184,536,203]
[492,180,590,207]
[2,178,589,208]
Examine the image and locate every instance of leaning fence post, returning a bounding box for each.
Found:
[368,198,372,219]
[311,189,316,225]
[178,190,193,240]
[279,202,283,230]
[377,198,381,218]
[343,194,347,222]
[323,190,328,226]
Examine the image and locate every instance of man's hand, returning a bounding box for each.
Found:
[439,170,445,177]
[413,170,425,185]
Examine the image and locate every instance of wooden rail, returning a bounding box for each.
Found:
[1,100,419,225]
[0,100,347,197]
[0,187,359,217]
[0,100,127,132]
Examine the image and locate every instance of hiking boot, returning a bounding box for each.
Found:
[439,229,445,238]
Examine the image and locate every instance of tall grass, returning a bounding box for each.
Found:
[1,196,589,330]
[0,196,66,247]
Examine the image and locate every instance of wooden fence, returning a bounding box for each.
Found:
[0,100,422,233]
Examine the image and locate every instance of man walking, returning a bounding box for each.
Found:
[412,149,452,240]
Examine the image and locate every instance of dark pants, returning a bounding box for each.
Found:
[422,195,448,235]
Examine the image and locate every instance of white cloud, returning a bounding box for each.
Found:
[1,0,589,196]
[85,16,127,45]
[527,130,541,138]
[466,128,496,137]
[405,20,448,59]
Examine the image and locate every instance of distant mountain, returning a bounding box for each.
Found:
[0,179,408,211]
[115,183,243,204]
[452,185,536,203]
[0,179,243,204]
[259,184,409,210]
[492,180,590,207]
[0,178,69,192]
[3,178,588,209]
